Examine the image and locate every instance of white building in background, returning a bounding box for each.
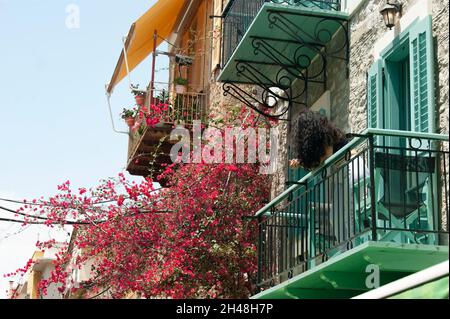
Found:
[8,245,64,299]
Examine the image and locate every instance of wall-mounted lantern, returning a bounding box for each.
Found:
[380,1,402,30]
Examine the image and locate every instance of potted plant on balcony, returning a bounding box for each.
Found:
[174,77,188,94]
[120,108,136,128]
[131,84,146,106]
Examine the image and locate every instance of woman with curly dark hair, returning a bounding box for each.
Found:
[288,110,369,248]
[290,110,349,170]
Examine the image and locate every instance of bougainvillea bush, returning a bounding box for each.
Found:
[6,106,273,299]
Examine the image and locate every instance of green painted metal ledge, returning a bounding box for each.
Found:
[251,242,449,299]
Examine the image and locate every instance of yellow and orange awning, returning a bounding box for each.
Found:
[107,0,186,94]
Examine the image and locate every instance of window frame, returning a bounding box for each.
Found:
[371,16,433,134]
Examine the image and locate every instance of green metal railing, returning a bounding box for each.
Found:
[257,129,449,288]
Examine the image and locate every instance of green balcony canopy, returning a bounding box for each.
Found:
[218,3,349,85]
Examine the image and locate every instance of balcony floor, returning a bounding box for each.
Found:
[127,123,175,180]
[252,241,449,299]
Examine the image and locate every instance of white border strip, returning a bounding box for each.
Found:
[353,260,449,299]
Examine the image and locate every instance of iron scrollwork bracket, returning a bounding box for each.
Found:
[222,4,349,120]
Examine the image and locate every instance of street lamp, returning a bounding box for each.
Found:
[380,1,402,30]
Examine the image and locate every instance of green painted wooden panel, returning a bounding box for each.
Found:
[287,148,308,227]
[367,59,383,129]
[409,15,435,133]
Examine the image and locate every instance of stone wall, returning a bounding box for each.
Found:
[433,1,449,136]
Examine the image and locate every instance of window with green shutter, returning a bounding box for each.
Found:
[366,15,435,135]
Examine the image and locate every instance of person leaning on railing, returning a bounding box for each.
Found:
[289,109,369,182]
[289,109,350,170]
[289,109,368,247]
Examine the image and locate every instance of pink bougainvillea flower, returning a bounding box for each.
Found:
[117,195,125,206]
[7,106,273,299]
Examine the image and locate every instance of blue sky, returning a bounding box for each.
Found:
[0,0,169,297]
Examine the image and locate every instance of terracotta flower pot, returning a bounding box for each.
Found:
[135,95,146,106]
[175,85,187,94]
[125,117,135,128]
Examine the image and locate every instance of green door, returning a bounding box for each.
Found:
[367,15,437,244]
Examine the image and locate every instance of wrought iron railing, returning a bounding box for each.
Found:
[221,0,342,68]
[145,82,206,125]
[127,82,207,169]
[256,129,449,288]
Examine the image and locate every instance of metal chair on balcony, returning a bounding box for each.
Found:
[354,151,438,245]
[373,152,437,244]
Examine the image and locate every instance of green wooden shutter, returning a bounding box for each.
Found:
[367,59,384,129]
[409,15,435,133]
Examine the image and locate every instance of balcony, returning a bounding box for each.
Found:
[253,129,449,299]
[126,83,206,182]
[218,0,347,118]
[222,0,343,67]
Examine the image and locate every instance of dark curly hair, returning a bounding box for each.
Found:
[296,110,347,170]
